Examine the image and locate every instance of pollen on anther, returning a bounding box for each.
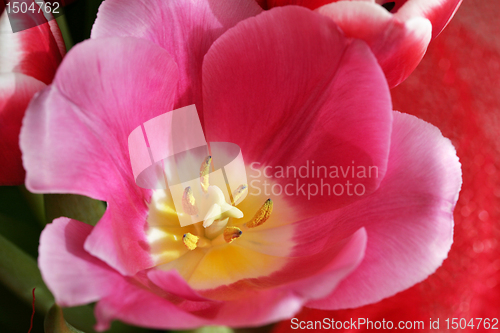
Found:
[232,184,248,205]
[183,233,199,250]
[182,187,198,215]
[246,199,273,228]
[200,156,212,193]
[223,226,243,243]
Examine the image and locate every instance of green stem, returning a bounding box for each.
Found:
[19,185,46,226]
[55,12,73,51]
[173,327,235,333]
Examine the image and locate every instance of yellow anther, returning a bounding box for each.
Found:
[231,184,248,205]
[200,156,212,193]
[182,187,198,215]
[183,233,199,250]
[246,199,273,228]
[223,226,242,243]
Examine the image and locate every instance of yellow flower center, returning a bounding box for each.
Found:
[146,157,295,294]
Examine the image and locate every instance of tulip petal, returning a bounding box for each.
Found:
[317,1,432,87]
[307,111,461,309]
[0,73,45,185]
[21,37,179,275]
[21,37,178,201]
[147,269,208,302]
[396,0,463,39]
[285,227,367,300]
[199,226,366,301]
[94,276,303,330]
[94,280,214,331]
[203,6,393,221]
[91,0,262,121]
[83,198,154,276]
[38,218,123,307]
[210,289,303,327]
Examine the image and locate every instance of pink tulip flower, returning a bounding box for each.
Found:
[0,1,65,185]
[20,2,461,331]
[256,0,462,87]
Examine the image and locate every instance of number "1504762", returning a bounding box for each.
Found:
[5,1,60,15]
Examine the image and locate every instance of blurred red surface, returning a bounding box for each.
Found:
[272,1,500,331]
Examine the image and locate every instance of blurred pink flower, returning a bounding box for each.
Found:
[0,1,65,185]
[256,0,462,87]
[20,1,460,331]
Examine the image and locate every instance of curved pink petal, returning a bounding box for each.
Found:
[202,6,393,220]
[317,1,432,87]
[255,0,462,86]
[209,289,303,328]
[94,277,303,330]
[215,227,367,302]
[281,227,367,300]
[91,0,262,122]
[307,111,461,309]
[38,218,123,306]
[396,0,463,39]
[40,219,216,331]
[21,37,179,274]
[21,37,178,200]
[148,270,209,302]
[83,197,154,276]
[93,228,366,329]
[94,279,217,331]
[0,73,45,185]
[197,226,366,301]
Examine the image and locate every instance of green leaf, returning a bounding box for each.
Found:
[0,233,54,313]
[44,194,105,226]
[45,304,84,333]
[0,186,42,228]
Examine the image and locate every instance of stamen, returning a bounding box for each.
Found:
[246,199,273,228]
[200,156,212,193]
[231,184,248,205]
[182,187,198,215]
[183,233,199,250]
[223,226,242,243]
